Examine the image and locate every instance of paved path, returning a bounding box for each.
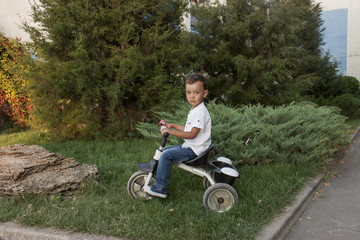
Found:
[285,135,360,240]
[0,222,124,240]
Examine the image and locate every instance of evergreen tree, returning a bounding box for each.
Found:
[24,0,186,138]
[182,0,334,106]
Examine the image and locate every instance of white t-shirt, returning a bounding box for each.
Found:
[182,102,211,156]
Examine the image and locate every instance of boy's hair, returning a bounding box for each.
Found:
[186,74,208,90]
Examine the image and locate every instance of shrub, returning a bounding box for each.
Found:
[137,101,348,165]
[329,94,360,119]
[326,76,360,97]
[316,76,360,119]
[0,34,32,127]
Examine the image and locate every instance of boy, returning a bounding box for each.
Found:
[143,74,212,198]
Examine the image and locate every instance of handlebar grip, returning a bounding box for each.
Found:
[160,132,169,148]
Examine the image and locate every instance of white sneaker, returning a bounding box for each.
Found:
[143,185,167,198]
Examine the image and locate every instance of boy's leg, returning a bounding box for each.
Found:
[144,145,196,197]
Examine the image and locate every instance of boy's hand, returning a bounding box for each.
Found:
[161,127,171,136]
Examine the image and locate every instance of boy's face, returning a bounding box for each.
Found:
[185,81,208,109]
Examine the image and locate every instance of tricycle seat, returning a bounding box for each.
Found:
[182,144,214,166]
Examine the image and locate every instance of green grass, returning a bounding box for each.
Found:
[346,118,360,133]
[0,123,356,239]
[0,128,53,147]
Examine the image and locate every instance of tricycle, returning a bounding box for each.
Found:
[127,131,241,213]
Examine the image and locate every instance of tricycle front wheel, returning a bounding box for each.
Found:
[127,170,155,200]
[203,183,238,212]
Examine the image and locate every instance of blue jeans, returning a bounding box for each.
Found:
[153,145,197,193]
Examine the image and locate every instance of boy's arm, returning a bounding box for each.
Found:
[161,127,200,140]
[166,123,185,132]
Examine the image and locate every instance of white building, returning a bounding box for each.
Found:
[315,0,360,80]
[1,0,359,80]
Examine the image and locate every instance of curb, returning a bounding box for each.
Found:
[255,175,323,240]
[255,125,360,240]
[0,222,124,240]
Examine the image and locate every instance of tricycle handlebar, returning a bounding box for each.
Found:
[160,132,169,148]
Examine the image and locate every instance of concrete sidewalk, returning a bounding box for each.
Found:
[285,129,360,239]
[256,126,360,240]
[0,222,123,240]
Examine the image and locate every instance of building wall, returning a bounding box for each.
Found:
[321,8,348,75]
[316,0,360,80]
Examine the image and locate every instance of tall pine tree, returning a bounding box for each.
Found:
[24,0,186,138]
[182,0,333,106]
